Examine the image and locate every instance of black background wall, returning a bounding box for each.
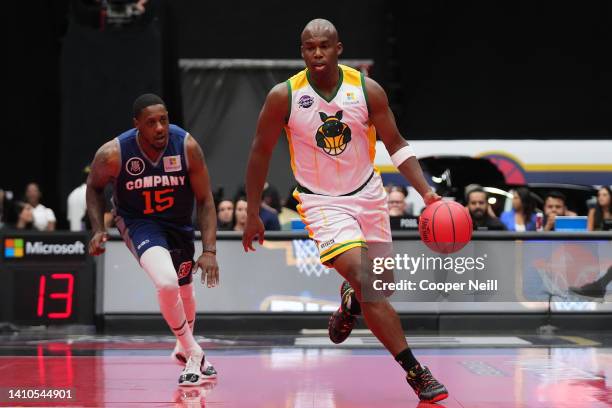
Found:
[59,2,164,219]
[169,1,387,60]
[396,2,612,139]
[4,0,70,225]
[3,0,610,228]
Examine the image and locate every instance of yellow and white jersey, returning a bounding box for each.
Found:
[285,64,376,196]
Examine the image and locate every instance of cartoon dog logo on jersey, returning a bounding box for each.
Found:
[315,111,352,156]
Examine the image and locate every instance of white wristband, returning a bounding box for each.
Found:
[390,145,416,168]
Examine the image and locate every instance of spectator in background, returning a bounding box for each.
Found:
[385,183,406,195]
[388,187,419,230]
[234,183,281,231]
[466,187,506,231]
[588,186,612,231]
[16,182,56,231]
[388,189,409,217]
[500,187,537,231]
[262,184,281,213]
[0,189,16,229]
[261,183,281,231]
[216,199,234,231]
[68,166,114,231]
[233,198,248,232]
[67,167,88,231]
[543,191,577,231]
[386,184,414,215]
[278,187,301,230]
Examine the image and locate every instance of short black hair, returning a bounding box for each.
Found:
[263,184,282,212]
[133,93,165,117]
[545,190,567,204]
[466,187,487,201]
[386,183,408,197]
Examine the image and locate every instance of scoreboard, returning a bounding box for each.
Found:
[0,232,95,326]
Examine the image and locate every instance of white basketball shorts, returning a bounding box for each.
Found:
[293,172,392,265]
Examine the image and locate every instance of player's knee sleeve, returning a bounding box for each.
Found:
[157,280,180,300]
[140,246,180,295]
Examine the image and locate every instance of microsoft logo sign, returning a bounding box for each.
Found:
[4,238,24,258]
[4,238,85,259]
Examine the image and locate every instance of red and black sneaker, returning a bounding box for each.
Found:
[328,281,357,344]
[406,366,448,403]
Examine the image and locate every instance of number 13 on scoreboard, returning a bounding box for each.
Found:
[36,273,74,319]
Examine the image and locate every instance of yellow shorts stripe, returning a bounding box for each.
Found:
[320,240,367,264]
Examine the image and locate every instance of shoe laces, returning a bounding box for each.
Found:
[417,369,437,390]
[184,354,202,374]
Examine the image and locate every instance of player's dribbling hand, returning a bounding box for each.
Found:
[423,190,442,206]
[89,231,108,256]
[242,215,265,252]
[196,253,219,288]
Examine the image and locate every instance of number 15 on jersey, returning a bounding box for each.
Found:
[142,189,174,214]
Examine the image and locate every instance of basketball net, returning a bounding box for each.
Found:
[292,239,329,277]
[534,263,598,311]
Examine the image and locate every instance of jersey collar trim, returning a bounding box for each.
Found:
[136,130,169,167]
[306,66,343,103]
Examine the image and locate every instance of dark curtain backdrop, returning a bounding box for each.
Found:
[3,0,69,222]
[395,1,612,139]
[59,7,163,227]
[4,1,610,228]
[181,67,297,200]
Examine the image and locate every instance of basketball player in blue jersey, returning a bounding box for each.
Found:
[243,20,448,403]
[86,94,219,386]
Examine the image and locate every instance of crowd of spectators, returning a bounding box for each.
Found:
[382,182,611,233]
[1,179,610,233]
[0,183,57,231]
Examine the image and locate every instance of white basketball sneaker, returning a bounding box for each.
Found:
[171,341,217,376]
[178,351,218,386]
[171,341,188,365]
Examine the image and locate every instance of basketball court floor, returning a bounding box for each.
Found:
[0,330,610,407]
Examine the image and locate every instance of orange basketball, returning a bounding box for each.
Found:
[419,200,473,254]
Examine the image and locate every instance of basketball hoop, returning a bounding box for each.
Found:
[292,239,329,277]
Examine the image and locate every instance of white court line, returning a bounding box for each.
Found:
[295,336,532,347]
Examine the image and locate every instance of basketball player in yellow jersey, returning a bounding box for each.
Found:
[243,19,447,403]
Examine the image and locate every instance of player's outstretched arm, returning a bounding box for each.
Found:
[186,135,219,288]
[86,140,120,255]
[242,82,288,252]
[365,77,440,205]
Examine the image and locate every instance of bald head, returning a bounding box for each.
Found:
[300,18,343,78]
[301,19,339,43]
